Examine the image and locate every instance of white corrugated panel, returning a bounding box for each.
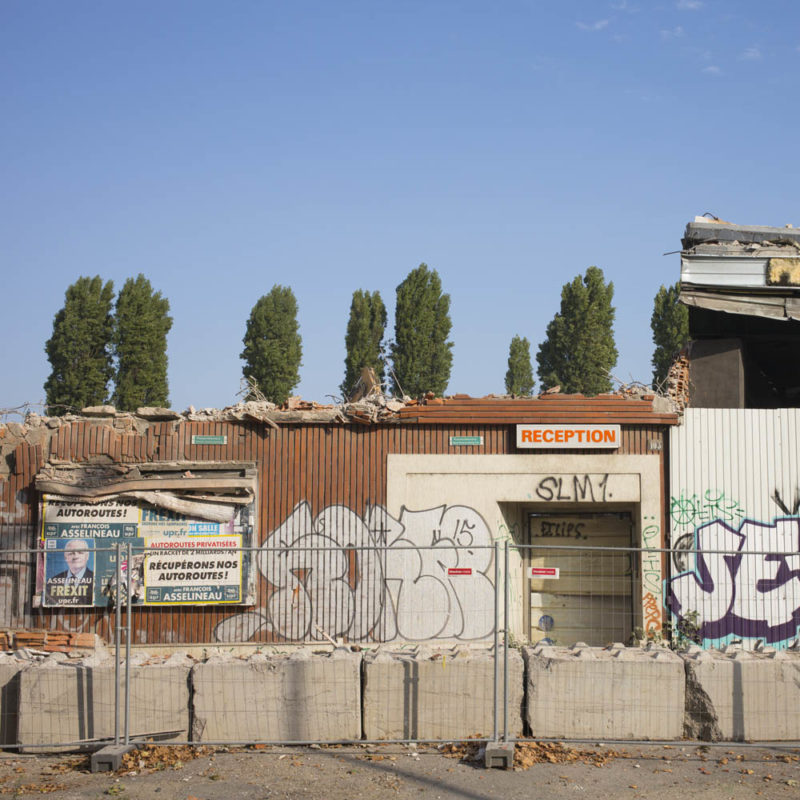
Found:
[669,409,800,541]
[669,409,800,650]
[681,255,767,287]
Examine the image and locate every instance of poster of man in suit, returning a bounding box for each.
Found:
[45,539,95,606]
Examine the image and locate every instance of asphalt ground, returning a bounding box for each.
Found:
[1,741,798,799]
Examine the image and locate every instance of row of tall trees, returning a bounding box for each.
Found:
[241,264,453,404]
[504,273,688,396]
[45,269,689,411]
[44,275,172,413]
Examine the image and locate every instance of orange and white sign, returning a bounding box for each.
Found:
[516,424,620,449]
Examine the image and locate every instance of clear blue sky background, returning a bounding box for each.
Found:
[2,1,798,412]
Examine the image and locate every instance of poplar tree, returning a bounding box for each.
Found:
[241,285,302,404]
[340,290,387,397]
[505,335,535,396]
[536,266,617,395]
[112,274,173,411]
[651,282,689,388]
[44,276,115,413]
[390,264,453,397]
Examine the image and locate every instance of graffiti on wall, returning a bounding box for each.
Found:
[667,516,800,646]
[641,518,662,633]
[213,502,495,643]
[670,489,745,530]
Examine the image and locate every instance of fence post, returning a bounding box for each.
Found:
[124,541,132,746]
[90,543,136,773]
[493,540,500,743]
[114,542,122,747]
[503,540,509,742]
[484,540,514,769]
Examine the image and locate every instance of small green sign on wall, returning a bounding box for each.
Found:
[449,435,484,447]
[191,435,228,445]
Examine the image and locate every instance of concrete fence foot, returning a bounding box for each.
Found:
[91,744,137,773]
[484,740,515,769]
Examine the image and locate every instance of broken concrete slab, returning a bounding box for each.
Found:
[16,656,191,752]
[134,407,182,420]
[524,642,684,740]
[81,406,117,417]
[681,645,800,741]
[191,648,361,743]
[362,645,523,740]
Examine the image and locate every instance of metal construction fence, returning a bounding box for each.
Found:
[1,541,799,751]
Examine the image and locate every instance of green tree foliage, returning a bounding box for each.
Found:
[390,264,453,397]
[536,266,618,395]
[241,285,302,404]
[651,282,689,388]
[44,276,115,413]
[340,290,387,397]
[505,335,535,396]
[112,274,173,411]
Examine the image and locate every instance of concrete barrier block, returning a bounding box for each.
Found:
[524,642,684,739]
[362,645,523,740]
[0,656,23,747]
[191,648,361,742]
[682,645,800,741]
[17,654,191,751]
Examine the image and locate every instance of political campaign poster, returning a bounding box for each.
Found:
[43,538,96,607]
[38,495,255,608]
[142,536,243,603]
[40,498,140,608]
[140,505,245,604]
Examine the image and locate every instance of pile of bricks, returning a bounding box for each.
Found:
[667,349,691,413]
[1,629,97,653]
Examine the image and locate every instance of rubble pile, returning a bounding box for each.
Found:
[666,348,691,413]
[0,630,99,655]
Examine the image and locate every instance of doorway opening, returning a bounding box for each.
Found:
[527,511,634,647]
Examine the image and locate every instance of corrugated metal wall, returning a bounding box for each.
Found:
[0,418,669,644]
[669,408,800,540]
[668,409,800,649]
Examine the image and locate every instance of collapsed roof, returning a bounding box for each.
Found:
[679,218,800,407]
[681,218,800,321]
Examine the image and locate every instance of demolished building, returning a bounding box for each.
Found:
[0,393,676,648]
[679,218,800,408]
[668,218,800,650]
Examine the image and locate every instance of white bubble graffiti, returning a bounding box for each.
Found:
[214,502,495,643]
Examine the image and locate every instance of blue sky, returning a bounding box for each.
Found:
[2,1,798,412]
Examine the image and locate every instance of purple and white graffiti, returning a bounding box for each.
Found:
[667,517,800,645]
[214,502,495,643]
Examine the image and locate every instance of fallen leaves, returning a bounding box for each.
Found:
[0,783,66,796]
[440,741,620,770]
[118,744,214,775]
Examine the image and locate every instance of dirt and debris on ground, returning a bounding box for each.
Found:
[440,739,622,769]
[2,742,800,799]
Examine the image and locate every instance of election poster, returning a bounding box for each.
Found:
[38,495,254,608]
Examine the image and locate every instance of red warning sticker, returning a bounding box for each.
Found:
[529,567,560,579]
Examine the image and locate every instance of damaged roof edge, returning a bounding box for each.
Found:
[683,220,800,249]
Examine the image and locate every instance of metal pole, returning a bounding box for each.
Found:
[493,540,500,743]
[114,543,122,746]
[503,541,509,742]
[124,541,132,746]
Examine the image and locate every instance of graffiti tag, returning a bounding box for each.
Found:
[667,517,800,646]
[535,474,609,503]
[670,489,745,529]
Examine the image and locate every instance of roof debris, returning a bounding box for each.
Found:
[0,388,678,481]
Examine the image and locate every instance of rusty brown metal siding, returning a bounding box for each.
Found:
[0,419,669,643]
